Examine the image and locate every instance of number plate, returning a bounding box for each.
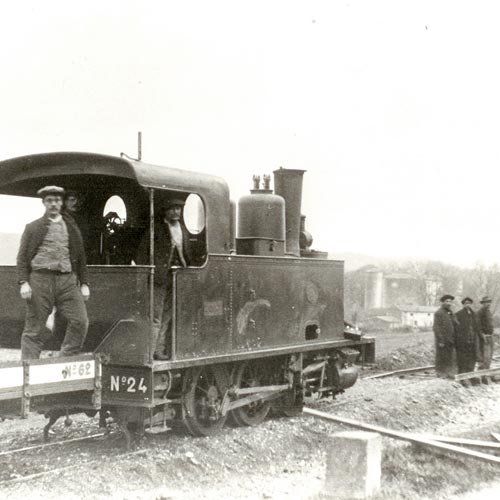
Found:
[31,360,95,385]
[102,366,152,402]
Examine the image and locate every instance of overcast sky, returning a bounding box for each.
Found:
[0,0,499,267]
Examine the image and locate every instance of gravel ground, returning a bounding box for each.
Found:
[1,333,500,499]
[2,376,500,500]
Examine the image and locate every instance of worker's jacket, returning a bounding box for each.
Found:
[433,306,458,345]
[17,214,88,285]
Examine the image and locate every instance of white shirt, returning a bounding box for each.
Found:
[167,221,187,266]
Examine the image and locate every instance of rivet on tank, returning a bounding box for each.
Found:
[236,174,286,256]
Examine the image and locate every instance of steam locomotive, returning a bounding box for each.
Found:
[0,152,374,438]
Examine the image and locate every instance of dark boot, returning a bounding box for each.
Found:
[153,352,170,361]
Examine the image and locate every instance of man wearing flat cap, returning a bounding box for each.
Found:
[137,198,193,360]
[433,294,458,378]
[17,186,90,359]
[455,297,480,386]
[477,296,495,383]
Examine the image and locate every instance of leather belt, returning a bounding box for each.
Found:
[32,269,71,275]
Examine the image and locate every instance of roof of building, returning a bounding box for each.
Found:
[396,305,436,313]
[384,273,416,280]
[374,315,401,323]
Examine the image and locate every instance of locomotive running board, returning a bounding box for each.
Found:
[0,354,101,417]
[153,337,375,371]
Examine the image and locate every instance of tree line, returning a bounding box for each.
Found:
[344,260,500,324]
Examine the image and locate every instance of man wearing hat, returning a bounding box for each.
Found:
[137,198,193,360]
[17,186,90,360]
[477,296,495,383]
[455,297,480,386]
[433,294,458,378]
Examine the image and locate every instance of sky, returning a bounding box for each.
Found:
[1,0,499,267]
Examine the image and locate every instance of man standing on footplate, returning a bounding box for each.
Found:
[17,186,90,360]
[433,294,458,378]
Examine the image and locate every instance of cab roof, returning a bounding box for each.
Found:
[0,151,228,199]
[0,152,231,253]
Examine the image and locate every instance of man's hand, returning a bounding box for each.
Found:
[81,284,90,301]
[20,282,32,300]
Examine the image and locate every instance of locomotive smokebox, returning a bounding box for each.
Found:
[236,175,286,256]
[273,168,306,257]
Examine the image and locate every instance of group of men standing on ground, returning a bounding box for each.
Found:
[433,294,496,386]
[17,185,190,361]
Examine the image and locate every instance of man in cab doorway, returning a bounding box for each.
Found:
[137,198,193,360]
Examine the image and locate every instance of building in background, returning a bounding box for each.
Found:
[364,267,440,310]
[362,305,435,330]
[396,305,435,328]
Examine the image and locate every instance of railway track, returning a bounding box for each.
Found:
[0,446,148,485]
[361,357,500,381]
[0,426,138,485]
[361,365,435,380]
[0,432,107,458]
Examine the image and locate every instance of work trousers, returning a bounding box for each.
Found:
[456,343,477,374]
[152,283,173,357]
[435,341,456,378]
[21,271,89,360]
[478,334,493,370]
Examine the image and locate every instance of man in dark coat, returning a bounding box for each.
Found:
[17,186,90,359]
[433,294,458,378]
[476,296,495,384]
[136,198,193,360]
[455,297,480,386]
[63,190,90,247]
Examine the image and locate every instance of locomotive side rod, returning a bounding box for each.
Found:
[221,390,285,416]
[230,383,290,396]
[221,383,290,416]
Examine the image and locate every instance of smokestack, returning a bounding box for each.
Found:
[229,199,236,250]
[273,168,305,257]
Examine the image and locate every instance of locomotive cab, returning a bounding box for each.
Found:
[0,152,230,362]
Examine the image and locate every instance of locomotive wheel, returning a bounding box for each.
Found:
[182,365,228,437]
[230,361,272,427]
